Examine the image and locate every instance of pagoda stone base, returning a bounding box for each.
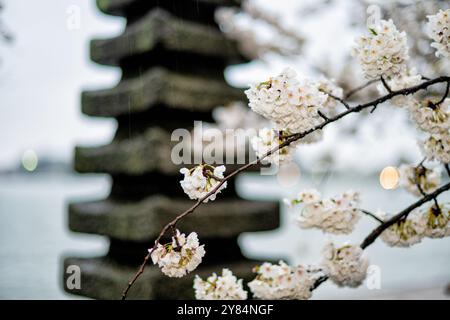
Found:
[63,257,264,299]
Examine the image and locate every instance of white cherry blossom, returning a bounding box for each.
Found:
[150,230,205,278]
[194,268,248,300]
[248,261,318,300]
[410,98,450,135]
[379,211,425,247]
[180,164,227,202]
[245,68,329,134]
[417,203,450,239]
[419,132,450,163]
[321,242,369,288]
[288,189,361,235]
[352,19,409,79]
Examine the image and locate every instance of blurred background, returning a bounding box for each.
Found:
[0,0,449,299]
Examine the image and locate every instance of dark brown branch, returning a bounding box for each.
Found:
[445,164,450,178]
[122,75,450,300]
[360,209,383,223]
[121,253,151,300]
[310,275,328,291]
[317,110,329,121]
[380,76,392,93]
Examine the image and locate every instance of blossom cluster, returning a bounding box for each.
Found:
[321,242,369,287]
[420,132,450,164]
[247,261,317,300]
[420,203,450,238]
[352,18,409,79]
[379,211,425,247]
[410,99,450,135]
[194,269,248,300]
[179,164,227,202]
[245,68,337,135]
[150,230,205,277]
[398,164,441,197]
[286,189,362,234]
[426,9,450,58]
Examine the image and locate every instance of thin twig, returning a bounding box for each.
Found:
[415,162,440,212]
[416,182,439,210]
[436,81,449,106]
[121,75,450,300]
[310,275,328,291]
[344,79,379,99]
[445,164,450,178]
[380,76,392,93]
[327,93,351,109]
[317,110,329,121]
[418,157,426,168]
[360,209,383,223]
[204,172,225,182]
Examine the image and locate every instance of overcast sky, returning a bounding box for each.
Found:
[0,0,123,169]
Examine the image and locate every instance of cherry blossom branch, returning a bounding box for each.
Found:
[360,180,450,249]
[311,179,450,291]
[121,75,450,300]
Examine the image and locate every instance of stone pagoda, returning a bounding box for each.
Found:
[63,0,280,299]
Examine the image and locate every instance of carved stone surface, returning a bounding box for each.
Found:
[96,0,241,17]
[91,8,243,66]
[82,67,245,117]
[75,126,258,175]
[63,257,257,300]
